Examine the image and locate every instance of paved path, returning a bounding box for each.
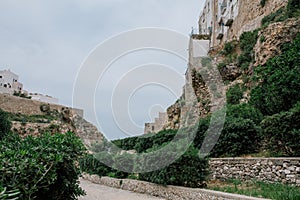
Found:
[79,179,166,200]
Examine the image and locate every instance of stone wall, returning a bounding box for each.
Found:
[0,93,82,116]
[210,158,300,186]
[82,173,268,200]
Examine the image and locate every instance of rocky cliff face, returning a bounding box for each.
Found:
[0,94,103,147]
[254,17,300,66]
[160,3,299,132]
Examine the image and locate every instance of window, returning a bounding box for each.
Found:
[152,126,154,131]
[4,84,7,88]
[0,76,2,78]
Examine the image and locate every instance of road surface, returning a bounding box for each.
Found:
[79,179,166,200]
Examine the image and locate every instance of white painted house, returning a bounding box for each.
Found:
[0,69,23,94]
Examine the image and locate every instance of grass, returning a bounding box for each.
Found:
[7,112,57,123]
[208,179,300,200]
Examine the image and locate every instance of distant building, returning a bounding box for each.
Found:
[29,93,59,104]
[0,69,23,94]
[144,112,168,134]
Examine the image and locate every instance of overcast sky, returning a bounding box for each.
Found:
[0,0,205,139]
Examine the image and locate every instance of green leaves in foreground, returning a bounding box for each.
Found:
[0,132,87,200]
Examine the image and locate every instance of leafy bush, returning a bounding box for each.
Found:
[0,187,19,200]
[237,30,258,69]
[261,7,286,27]
[250,34,300,116]
[0,132,86,200]
[226,84,245,105]
[227,104,263,125]
[0,109,11,140]
[287,0,300,18]
[222,41,235,56]
[139,145,209,188]
[210,117,262,157]
[261,102,300,156]
[113,129,177,153]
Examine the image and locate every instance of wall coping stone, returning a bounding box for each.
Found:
[82,173,270,200]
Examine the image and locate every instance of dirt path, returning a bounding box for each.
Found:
[79,179,166,200]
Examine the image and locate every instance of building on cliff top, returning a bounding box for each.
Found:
[0,69,59,104]
[198,0,288,49]
[0,69,23,95]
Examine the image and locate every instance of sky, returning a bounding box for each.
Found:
[0,0,206,140]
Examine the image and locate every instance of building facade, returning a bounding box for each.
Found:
[144,112,168,134]
[0,69,23,94]
[198,0,288,48]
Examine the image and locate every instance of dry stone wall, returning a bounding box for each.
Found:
[210,158,300,186]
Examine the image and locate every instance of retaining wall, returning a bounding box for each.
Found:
[210,157,300,186]
[82,173,269,200]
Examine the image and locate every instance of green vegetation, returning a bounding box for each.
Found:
[261,7,287,27]
[208,179,300,200]
[210,117,261,157]
[287,0,300,18]
[237,29,259,70]
[13,91,32,99]
[0,110,87,200]
[226,84,245,105]
[261,102,300,156]
[80,128,209,188]
[0,109,11,140]
[0,132,86,200]
[139,146,208,187]
[7,112,57,124]
[0,187,19,200]
[250,34,300,116]
[221,41,236,56]
[261,0,300,27]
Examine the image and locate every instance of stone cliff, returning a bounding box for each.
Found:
[0,94,103,147]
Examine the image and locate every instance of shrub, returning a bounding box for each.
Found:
[0,187,20,200]
[227,103,263,125]
[250,34,300,116]
[261,7,286,27]
[222,41,235,56]
[287,0,300,18]
[210,117,262,157]
[226,84,245,105]
[0,132,86,200]
[237,30,258,69]
[139,145,209,188]
[0,109,11,140]
[261,102,300,156]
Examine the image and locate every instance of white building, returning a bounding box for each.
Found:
[0,69,23,94]
[29,93,59,104]
[199,0,239,48]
